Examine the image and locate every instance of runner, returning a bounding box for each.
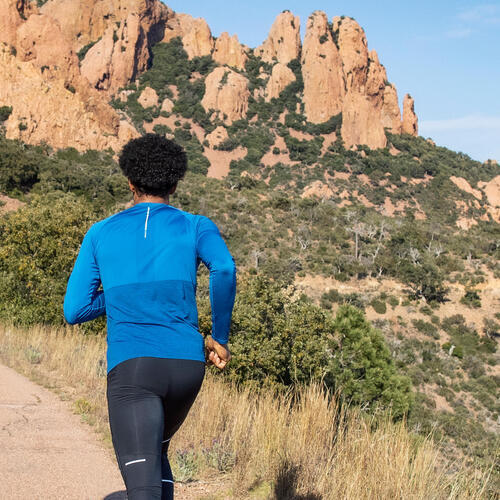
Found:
[64,133,236,500]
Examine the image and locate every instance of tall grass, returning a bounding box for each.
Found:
[0,323,493,499]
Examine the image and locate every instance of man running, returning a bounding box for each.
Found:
[64,134,236,500]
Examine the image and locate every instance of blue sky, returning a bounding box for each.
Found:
[164,1,500,163]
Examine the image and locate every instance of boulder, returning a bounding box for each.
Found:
[138,86,159,108]
[161,97,174,113]
[164,13,213,58]
[205,126,229,148]
[201,67,250,123]
[265,62,296,101]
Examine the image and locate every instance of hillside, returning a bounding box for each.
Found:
[0,134,498,490]
[0,0,499,494]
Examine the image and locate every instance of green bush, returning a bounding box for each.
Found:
[329,305,414,418]
[284,135,323,165]
[0,106,13,122]
[460,289,481,308]
[0,193,101,328]
[370,299,387,314]
[77,38,101,62]
[412,319,439,339]
[0,136,40,194]
[153,124,171,136]
[198,275,413,419]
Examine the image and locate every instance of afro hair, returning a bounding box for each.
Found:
[119,134,187,197]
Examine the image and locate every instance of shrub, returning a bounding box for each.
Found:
[0,136,40,194]
[412,319,439,339]
[198,276,413,419]
[284,135,323,165]
[77,38,101,62]
[460,288,481,308]
[399,258,448,303]
[371,299,387,314]
[153,124,170,136]
[442,342,464,359]
[0,106,13,122]
[0,193,101,327]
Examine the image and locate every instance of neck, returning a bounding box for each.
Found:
[133,193,170,205]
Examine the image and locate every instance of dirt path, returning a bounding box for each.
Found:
[0,362,225,499]
[0,362,126,499]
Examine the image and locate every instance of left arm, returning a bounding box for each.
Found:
[63,225,105,324]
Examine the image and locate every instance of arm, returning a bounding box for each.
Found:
[63,225,105,325]
[196,216,236,345]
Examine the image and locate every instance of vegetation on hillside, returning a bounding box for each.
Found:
[0,133,498,487]
[0,36,498,491]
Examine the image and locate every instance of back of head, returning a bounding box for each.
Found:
[119,134,187,197]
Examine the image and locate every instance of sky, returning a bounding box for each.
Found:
[163,1,500,163]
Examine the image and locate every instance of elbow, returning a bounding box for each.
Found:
[64,309,78,326]
[63,299,79,325]
[64,313,78,326]
[217,260,237,281]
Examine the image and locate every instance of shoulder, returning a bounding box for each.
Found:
[194,214,221,235]
[163,206,220,234]
[83,209,124,244]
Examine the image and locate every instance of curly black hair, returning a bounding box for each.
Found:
[119,134,187,197]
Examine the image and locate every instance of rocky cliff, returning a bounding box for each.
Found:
[0,1,418,152]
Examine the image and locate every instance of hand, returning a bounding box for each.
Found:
[205,336,231,370]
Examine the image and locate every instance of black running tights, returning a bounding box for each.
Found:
[106,357,205,500]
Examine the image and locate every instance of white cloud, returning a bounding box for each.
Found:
[419,115,500,162]
[457,4,500,24]
[445,28,473,39]
[420,115,500,132]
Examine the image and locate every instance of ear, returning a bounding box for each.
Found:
[168,183,178,195]
[128,179,135,192]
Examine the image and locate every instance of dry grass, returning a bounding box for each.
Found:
[0,323,494,499]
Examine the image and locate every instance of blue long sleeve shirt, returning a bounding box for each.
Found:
[63,202,237,372]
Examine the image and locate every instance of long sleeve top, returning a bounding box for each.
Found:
[63,202,237,372]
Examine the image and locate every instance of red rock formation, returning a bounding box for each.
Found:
[79,1,171,94]
[213,32,247,70]
[0,2,419,152]
[164,13,213,58]
[265,63,296,101]
[40,0,171,51]
[256,11,301,64]
[0,0,37,46]
[382,84,402,134]
[334,16,368,92]
[16,13,79,83]
[402,94,418,135]
[302,11,344,123]
[201,67,250,123]
[0,43,129,150]
[138,86,159,108]
[335,18,402,149]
